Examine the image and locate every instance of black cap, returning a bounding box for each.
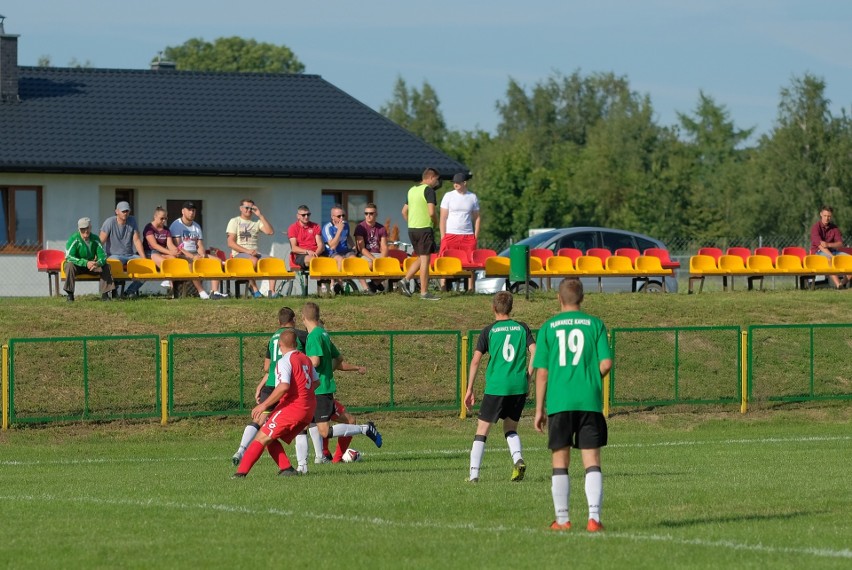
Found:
[182,201,197,209]
[452,172,468,184]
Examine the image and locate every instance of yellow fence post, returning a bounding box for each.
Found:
[2,344,8,430]
[161,339,169,425]
[459,336,468,419]
[740,330,748,414]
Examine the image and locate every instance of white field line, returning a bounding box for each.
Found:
[0,493,849,560]
[0,434,848,466]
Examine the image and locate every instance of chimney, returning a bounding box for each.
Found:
[150,52,176,71]
[0,15,20,103]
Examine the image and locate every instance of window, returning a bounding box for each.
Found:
[557,231,599,252]
[601,232,637,252]
[114,188,136,212]
[0,186,43,253]
[321,190,374,230]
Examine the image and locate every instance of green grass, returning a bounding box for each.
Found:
[0,411,850,568]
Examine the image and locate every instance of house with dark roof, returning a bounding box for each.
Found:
[0,24,466,295]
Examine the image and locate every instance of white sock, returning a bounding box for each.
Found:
[309,424,324,459]
[295,432,309,470]
[552,470,570,524]
[331,424,363,438]
[237,424,258,454]
[585,467,603,522]
[470,436,486,480]
[505,431,523,463]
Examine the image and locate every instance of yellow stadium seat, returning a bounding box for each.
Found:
[257,257,295,278]
[161,258,196,279]
[194,257,228,278]
[775,254,804,273]
[224,257,257,279]
[373,257,404,277]
[605,255,639,274]
[309,256,346,279]
[126,258,160,278]
[803,254,831,272]
[688,254,722,294]
[106,258,129,279]
[718,254,749,274]
[576,256,604,273]
[484,256,510,277]
[832,254,852,273]
[342,257,373,277]
[545,255,575,274]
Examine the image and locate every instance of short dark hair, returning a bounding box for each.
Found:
[820,205,834,214]
[241,199,255,206]
[302,302,320,322]
[492,291,513,315]
[558,278,584,306]
[365,203,377,211]
[278,306,295,326]
[422,167,440,180]
[297,205,310,213]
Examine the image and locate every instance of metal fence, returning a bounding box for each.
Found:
[3,324,850,427]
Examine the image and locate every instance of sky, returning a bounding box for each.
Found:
[3,1,852,142]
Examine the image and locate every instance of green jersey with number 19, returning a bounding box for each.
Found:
[475,319,534,395]
[532,310,611,413]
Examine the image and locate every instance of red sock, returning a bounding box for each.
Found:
[267,439,292,470]
[237,440,265,475]
[323,436,330,456]
[333,436,353,463]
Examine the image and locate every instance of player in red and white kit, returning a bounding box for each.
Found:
[233,330,318,478]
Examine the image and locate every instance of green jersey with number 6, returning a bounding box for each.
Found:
[475,319,534,395]
[532,310,611,413]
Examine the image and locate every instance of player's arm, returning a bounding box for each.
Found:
[333,356,366,374]
[600,358,613,378]
[533,368,549,433]
[309,355,321,368]
[472,209,480,241]
[526,343,537,379]
[401,203,409,222]
[132,229,145,258]
[252,381,290,423]
[464,350,484,411]
[439,207,448,238]
[313,233,324,255]
[254,356,271,402]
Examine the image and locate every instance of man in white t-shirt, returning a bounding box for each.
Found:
[439,172,480,290]
[226,198,276,298]
[169,201,226,300]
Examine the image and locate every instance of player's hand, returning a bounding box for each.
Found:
[464,392,474,412]
[534,410,546,433]
[251,405,265,424]
[357,365,366,374]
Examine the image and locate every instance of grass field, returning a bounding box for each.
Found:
[1,409,850,569]
[0,291,850,568]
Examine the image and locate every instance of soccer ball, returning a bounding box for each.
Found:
[341,448,362,463]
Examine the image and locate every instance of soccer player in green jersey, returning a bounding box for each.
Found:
[232,307,308,466]
[302,302,383,462]
[533,278,612,532]
[464,291,536,482]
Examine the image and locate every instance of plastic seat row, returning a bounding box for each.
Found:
[688,253,852,292]
[308,256,472,281]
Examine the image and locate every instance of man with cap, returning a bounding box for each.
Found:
[64,217,116,302]
[439,172,480,291]
[169,201,227,300]
[99,200,146,297]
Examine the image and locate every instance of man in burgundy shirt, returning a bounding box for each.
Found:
[810,205,851,288]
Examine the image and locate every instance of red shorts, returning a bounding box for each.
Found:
[261,404,313,444]
[439,233,476,255]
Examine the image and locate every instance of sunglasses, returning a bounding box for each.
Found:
[334,215,346,219]
[299,213,311,217]
[241,205,254,210]
[364,211,377,216]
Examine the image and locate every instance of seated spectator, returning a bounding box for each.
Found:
[226,198,276,298]
[287,204,324,269]
[323,204,368,294]
[99,201,145,297]
[810,205,852,289]
[143,205,179,290]
[64,217,115,302]
[169,201,227,300]
[354,202,389,293]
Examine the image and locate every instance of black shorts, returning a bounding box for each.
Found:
[313,393,347,423]
[547,411,608,450]
[293,252,326,269]
[478,393,527,423]
[259,385,276,413]
[408,228,436,256]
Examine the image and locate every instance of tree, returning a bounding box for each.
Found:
[158,37,304,74]
[380,77,447,148]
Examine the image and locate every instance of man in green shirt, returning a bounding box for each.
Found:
[533,278,612,533]
[400,167,441,301]
[464,291,535,483]
[302,302,383,463]
[63,217,116,302]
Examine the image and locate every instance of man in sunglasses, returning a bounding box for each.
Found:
[287,205,325,272]
[354,203,389,293]
[226,199,275,298]
[322,205,367,294]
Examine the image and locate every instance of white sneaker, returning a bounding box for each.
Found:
[212,291,228,299]
[160,280,170,288]
[296,464,308,475]
[199,291,210,300]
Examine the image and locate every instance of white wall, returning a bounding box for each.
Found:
[0,172,414,297]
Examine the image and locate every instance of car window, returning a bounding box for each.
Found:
[601,232,637,251]
[635,236,658,252]
[558,231,599,252]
